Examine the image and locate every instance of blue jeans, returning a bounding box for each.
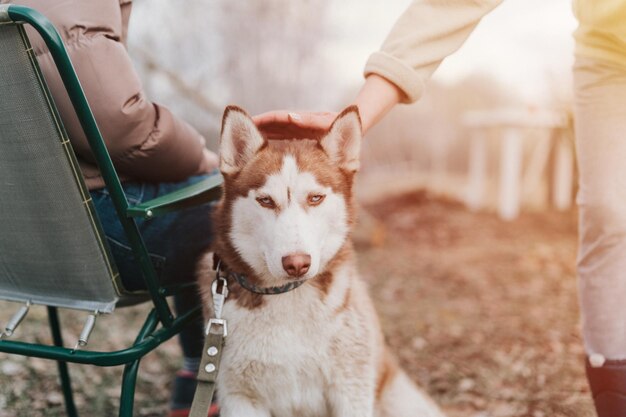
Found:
[90,174,216,358]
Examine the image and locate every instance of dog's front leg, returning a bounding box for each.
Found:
[219,395,271,417]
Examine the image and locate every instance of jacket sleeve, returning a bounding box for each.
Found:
[364,0,503,103]
[21,0,208,183]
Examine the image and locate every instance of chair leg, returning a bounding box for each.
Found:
[47,306,79,417]
[119,359,141,417]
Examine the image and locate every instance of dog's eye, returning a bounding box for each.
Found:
[308,194,326,206]
[256,196,276,209]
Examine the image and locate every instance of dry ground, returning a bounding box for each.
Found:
[0,189,593,416]
[360,190,592,417]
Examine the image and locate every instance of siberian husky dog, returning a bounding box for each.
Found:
[198,105,445,417]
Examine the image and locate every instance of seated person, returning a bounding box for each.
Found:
[14,0,218,415]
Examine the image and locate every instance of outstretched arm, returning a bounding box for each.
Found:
[364,0,502,104]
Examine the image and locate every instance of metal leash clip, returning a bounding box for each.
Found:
[206,262,229,337]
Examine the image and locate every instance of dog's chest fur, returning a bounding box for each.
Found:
[217,263,378,417]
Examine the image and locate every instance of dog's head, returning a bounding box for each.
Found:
[215,105,361,285]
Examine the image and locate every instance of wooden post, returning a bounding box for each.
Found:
[521,129,552,208]
[466,129,487,211]
[553,131,574,211]
[498,128,523,221]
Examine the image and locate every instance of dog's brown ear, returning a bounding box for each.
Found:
[220,106,266,175]
[320,105,362,172]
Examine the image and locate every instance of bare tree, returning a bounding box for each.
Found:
[128,0,330,147]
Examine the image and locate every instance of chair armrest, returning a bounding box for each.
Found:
[126,174,223,219]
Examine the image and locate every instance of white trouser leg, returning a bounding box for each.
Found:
[574,56,626,360]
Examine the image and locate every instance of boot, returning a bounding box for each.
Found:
[586,357,626,416]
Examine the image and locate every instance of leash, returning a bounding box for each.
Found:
[189,272,228,417]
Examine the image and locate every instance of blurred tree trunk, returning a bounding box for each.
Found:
[214,0,330,113]
[128,0,330,146]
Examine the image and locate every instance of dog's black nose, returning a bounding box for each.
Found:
[282,253,311,278]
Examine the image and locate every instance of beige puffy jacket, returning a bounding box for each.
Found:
[6,0,211,189]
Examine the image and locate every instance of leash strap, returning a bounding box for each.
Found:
[189,329,225,417]
[189,276,228,417]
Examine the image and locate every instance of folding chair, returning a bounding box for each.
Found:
[0,5,222,416]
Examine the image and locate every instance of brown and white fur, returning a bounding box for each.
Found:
[198,106,445,417]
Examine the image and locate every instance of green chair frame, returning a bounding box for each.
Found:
[0,5,223,416]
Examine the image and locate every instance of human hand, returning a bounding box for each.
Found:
[252,111,338,139]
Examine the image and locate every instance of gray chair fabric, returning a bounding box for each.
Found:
[0,23,120,313]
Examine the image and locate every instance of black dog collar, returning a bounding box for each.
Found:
[214,256,306,295]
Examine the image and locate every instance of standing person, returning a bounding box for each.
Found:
[6,0,219,415]
[254,1,626,415]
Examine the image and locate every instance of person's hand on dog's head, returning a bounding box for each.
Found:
[253,110,337,140]
[253,75,403,140]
